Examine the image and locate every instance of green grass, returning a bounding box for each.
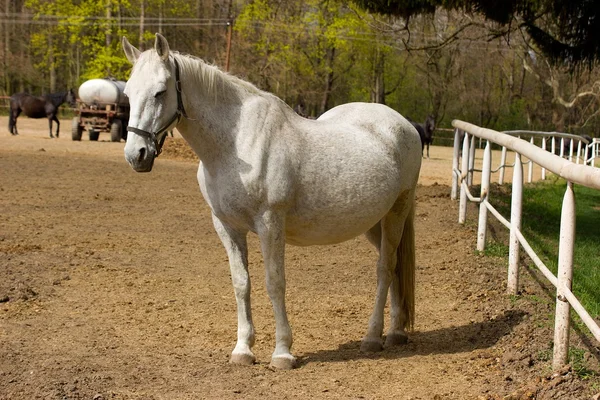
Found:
[488,177,600,318]
[482,241,510,258]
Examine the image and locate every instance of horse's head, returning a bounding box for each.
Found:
[425,115,436,136]
[66,89,77,107]
[122,33,181,173]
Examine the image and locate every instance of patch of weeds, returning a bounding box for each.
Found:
[537,348,552,362]
[482,241,509,258]
[569,348,598,379]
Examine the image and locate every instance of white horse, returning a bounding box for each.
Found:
[122,34,422,370]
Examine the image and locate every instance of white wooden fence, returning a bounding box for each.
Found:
[589,138,600,167]
[450,119,600,371]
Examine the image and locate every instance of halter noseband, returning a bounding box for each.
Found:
[127,58,188,157]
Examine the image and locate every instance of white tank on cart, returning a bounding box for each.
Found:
[78,78,128,106]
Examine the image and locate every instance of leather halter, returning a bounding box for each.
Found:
[127,58,188,157]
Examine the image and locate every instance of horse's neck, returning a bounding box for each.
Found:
[47,92,66,106]
[177,59,283,163]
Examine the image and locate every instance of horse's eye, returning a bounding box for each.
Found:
[154,90,166,98]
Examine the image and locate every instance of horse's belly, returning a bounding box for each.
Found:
[285,222,373,246]
[284,193,396,246]
[25,110,47,118]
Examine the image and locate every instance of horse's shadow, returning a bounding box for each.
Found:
[296,309,526,366]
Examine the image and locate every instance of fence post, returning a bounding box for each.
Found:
[584,143,590,166]
[459,132,470,224]
[468,135,476,186]
[451,129,461,200]
[553,181,576,370]
[541,137,547,180]
[569,139,574,161]
[499,146,507,184]
[528,137,534,183]
[477,140,491,251]
[507,153,523,295]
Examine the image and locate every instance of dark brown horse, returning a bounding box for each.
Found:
[408,115,436,158]
[9,89,76,138]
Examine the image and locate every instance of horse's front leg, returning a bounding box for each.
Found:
[257,210,295,369]
[53,115,60,138]
[211,215,256,365]
[48,117,54,138]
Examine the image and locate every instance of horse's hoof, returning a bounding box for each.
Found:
[230,352,256,366]
[270,354,296,370]
[360,338,383,352]
[385,332,408,347]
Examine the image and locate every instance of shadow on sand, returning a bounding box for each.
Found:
[297,309,526,366]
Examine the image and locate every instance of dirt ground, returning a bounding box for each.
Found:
[1,117,599,400]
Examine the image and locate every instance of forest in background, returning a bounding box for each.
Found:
[2,0,600,137]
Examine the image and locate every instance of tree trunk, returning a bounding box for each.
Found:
[552,105,566,132]
[49,34,56,92]
[139,0,145,50]
[371,48,385,104]
[105,0,112,76]
[2,0,9,95]
[158,2,163,35]
[319,46,335,115]
[105,0,112,47]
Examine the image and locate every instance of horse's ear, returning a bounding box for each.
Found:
[154,33,170,61]
[122,36,141,64]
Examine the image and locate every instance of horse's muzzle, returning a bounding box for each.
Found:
[125,145,156,173]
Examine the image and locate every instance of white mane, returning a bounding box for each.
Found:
[171,51,264,102]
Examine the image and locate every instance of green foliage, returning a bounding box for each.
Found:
[8,0,600,130]
[19,0,195,91]
[81,46,132,81]
[350,0,600,67]
[234,0,377,113]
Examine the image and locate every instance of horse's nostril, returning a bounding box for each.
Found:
[138,148,146,163]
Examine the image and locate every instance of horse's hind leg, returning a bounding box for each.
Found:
[8,116,14,135]
[361,191,414,352]
[49,115,60,138]
[211,214,256,366]
[386,199,415,347]
[9,109,20,135]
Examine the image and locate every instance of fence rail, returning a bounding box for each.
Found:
[451,119,600,371]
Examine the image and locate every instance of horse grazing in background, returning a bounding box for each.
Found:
[9,89,76,138]
[122,33,422,370]
[559,134,593,158]
[408,115,436,158]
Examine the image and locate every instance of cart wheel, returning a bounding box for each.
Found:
[89,129,100,141]
[110,119,123,142]
[71,117,83,141]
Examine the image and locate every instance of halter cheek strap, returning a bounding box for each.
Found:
[127,58,188,157]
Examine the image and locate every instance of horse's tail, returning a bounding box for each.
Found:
[397,197,416,331]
